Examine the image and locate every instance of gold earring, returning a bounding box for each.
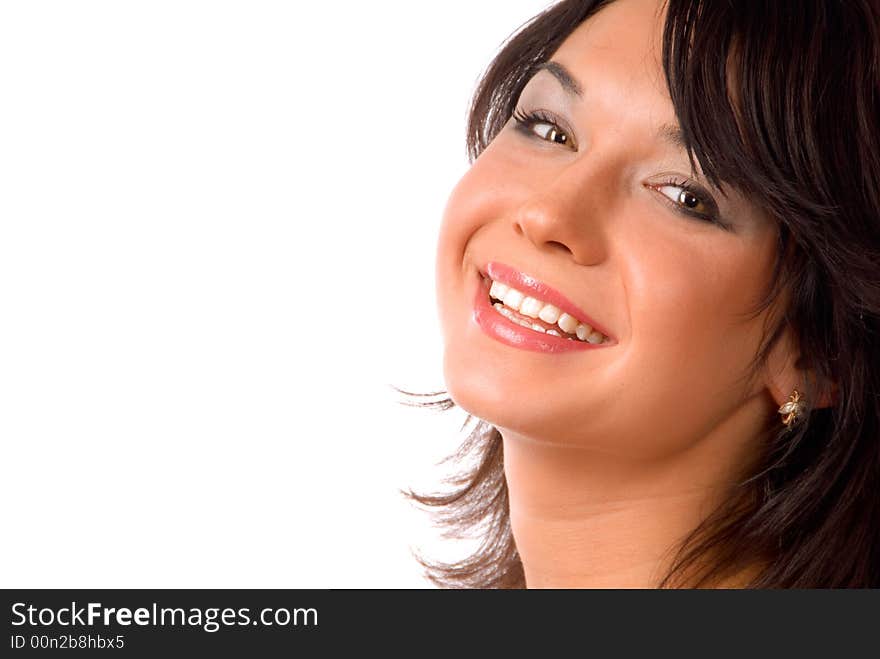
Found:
[778,388,805,429]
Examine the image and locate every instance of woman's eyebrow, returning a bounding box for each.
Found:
[658,123,687,150]
[534,61,584,98]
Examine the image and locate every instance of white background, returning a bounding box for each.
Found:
[0,1,553,587]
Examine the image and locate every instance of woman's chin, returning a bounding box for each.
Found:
[442,347,569,439]
[442,348,502,420]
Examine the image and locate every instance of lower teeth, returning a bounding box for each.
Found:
[492,301,580,341]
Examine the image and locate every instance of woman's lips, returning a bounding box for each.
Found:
[472,274,612,354]
[483,261,615,341]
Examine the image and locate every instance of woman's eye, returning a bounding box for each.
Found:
[647,177,727,228]
[656,184,712,216]
[512,108,576,150]
[532,122,570,146]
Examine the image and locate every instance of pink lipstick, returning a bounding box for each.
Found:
[472,262,615,354]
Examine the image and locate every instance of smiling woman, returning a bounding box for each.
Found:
[404,0,880,588]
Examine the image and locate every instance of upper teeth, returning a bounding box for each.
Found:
[488,279,608,344]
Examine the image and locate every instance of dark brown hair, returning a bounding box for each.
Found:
[404,0,880,588]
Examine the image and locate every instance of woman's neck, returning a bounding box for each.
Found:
[500,395,771,588]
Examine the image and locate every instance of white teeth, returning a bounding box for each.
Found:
[537,304,561,324]
[502,288,524,311]
[557,313,578,335]
[493,302,513,319]
[487,277,609,344]
[587,330,604,344]
[489,280,509,301]
[519,296,543,318]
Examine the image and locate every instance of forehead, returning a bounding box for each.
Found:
[556,0,666,66]
[546,0,675,128]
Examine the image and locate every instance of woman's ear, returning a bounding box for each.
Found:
[763,323,837,410]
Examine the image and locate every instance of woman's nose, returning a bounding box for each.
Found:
[511,158,613,266]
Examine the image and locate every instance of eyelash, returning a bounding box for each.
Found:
[511,108,727,229]
[512,108,575,149]
[647,176,726,228]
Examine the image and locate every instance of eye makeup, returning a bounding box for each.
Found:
[511,105,733,230]
[512,107,578,150]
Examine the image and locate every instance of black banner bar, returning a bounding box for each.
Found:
[2,589,876,655]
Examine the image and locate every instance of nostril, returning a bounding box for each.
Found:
[546,240,573,255]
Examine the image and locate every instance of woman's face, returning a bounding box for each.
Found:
[436,0,781,459]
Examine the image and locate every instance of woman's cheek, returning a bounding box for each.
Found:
[437,172,488,270]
